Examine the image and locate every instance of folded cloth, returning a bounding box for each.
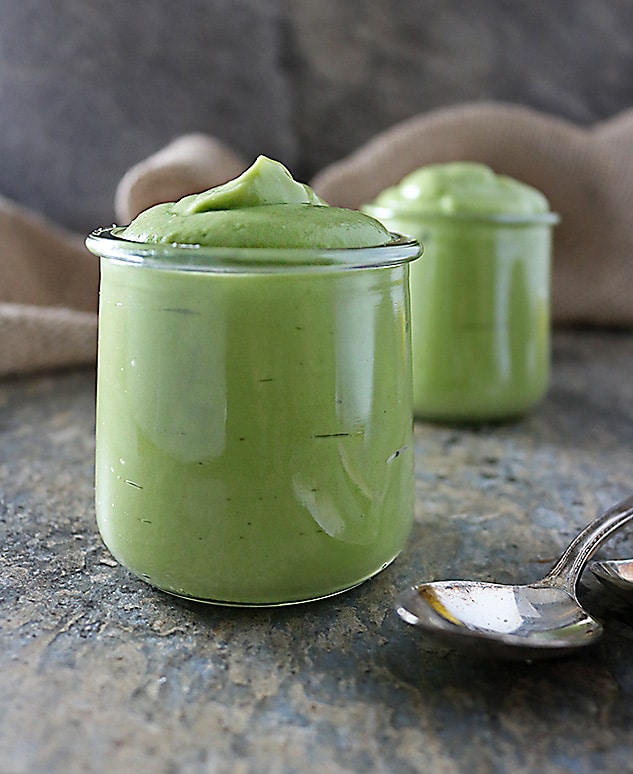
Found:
[0,197,99,377]
[0,303,97,378]
[0,135,246,377]
[2,103,632,378]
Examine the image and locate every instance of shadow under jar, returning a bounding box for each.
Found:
[86,229,421,605]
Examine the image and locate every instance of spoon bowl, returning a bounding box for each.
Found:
[590,558,633,592]
[397,579,603,660]
[397,494,633,659]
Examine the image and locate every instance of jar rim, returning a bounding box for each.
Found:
[86,227,422,274]
[363,205,560,226]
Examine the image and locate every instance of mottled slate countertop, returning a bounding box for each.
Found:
[1,330,632,773]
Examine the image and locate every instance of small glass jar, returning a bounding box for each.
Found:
[86,229,421,605]
[362,207,559,422]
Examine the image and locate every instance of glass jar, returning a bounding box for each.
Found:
[363,208,558,422]
[86,229,421,605]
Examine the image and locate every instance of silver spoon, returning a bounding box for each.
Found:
[396,494,633,660]
[590,558,633,592]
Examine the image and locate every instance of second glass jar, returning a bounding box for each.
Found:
[363,208,558,422]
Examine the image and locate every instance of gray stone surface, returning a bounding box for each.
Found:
[2,1,633,231]
[1,329,633,773]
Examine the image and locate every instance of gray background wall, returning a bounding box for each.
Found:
[1,0,633,232]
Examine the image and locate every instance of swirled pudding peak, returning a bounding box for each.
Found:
[122,155,394,249]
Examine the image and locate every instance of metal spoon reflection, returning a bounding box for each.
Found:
[396,494,633,660]
[590,558,633,592]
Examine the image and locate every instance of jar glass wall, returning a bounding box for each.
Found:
[86,229,421,605]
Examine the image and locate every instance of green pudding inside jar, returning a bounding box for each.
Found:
[86,156,421,605]
[364,162,559,423]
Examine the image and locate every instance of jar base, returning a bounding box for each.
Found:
[129,557,398,607]
[415,409,531,425]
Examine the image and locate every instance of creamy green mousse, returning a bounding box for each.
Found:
[91,156,417,604]
[372,161,550,217]
[122,154,392,249]
[365,162,556,422]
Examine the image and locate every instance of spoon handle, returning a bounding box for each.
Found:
[540,494,633,594]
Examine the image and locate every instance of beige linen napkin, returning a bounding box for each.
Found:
[2,103,632,378]
[0,197,99,377]
[0,135,246,377]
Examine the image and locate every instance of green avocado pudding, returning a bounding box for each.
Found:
[86,156,421,605]
[122,154,392,249]
[364,162,558,423]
